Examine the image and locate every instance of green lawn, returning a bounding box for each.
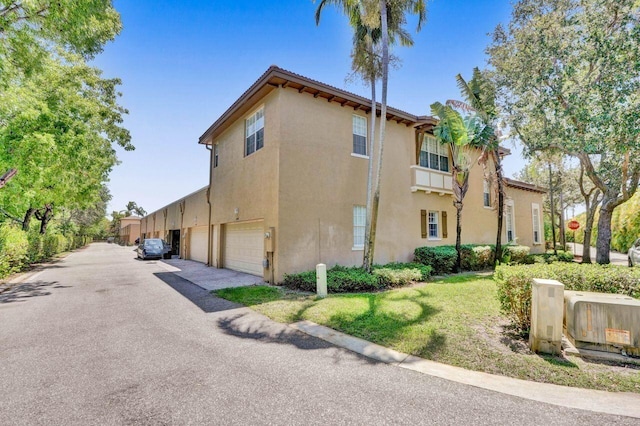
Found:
[215,275,640,393]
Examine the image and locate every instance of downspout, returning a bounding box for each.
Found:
[205,143,213,267]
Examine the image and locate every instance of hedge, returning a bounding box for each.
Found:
[0,225,92,279]
[494,263,640,334]
[0,225,29,278]
[281,262,432,293]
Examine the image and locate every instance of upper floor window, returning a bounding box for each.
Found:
[213,144,219,168]
[245,108,264,156]
[419,135,449,172]
[352,115,367,156]
[483,179,491,207]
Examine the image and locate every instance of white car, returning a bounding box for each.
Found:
[628,238,640,267]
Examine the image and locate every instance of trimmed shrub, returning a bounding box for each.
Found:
[505,245,530,264]
[281,262,431,293]
[373,267,422,287]
[0,225,29,278]
[524,250,575,265]
[414,244,497,274]
[327,266,382,292]
[373,262,432,281]
[414,246,457,275]
[27,233,44,263]
[495,263,640,333]
[43,234,68,259]
[282,269,317,292]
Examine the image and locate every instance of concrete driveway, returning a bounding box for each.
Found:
[158,257,264,291]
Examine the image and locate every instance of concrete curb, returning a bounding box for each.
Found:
[290,320,640,419]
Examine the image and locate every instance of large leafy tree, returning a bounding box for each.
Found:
[0,51,132,233]
[0,0,122,86]
[315,0,427,272]
[487,0,640,264]
[0,1,130,234]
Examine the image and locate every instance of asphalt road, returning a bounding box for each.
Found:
[0,243,636,425]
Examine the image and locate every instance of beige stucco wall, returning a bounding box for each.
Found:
[275,86,545,278]
[505,187,545,254]
[145,82,549,282]
[209,90,281,281]
[139,186,209,259]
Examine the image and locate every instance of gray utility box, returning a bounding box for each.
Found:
[564,290,640,357]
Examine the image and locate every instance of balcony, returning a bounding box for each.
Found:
[410,165,453,195]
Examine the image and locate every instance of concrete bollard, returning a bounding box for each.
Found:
[529,278,564,355]
[316,263,327,298]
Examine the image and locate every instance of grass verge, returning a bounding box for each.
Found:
[214,275,640,393]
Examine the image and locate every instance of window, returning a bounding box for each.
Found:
[428,211,439,239]
[532,203,541,244]
[483,179,491,207]
[353,205,366,248]
[352,115,367,156]
[419,135,449,172]
[245,108,264,156]
[213,144,219,168]
[506,204,515,242]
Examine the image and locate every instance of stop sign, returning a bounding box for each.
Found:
[568,220,580,230]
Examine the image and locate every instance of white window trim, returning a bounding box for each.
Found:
[483,179,492,209]
[352,114,367,156]
[428,210,439,240]
[245,106,265,157]
[505,200,516,243]
[351,153,369,160]
[531,203,542,245]
[419,135,450,172]
[353,205,366,249]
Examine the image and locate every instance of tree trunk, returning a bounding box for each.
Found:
[595,193,617,264]
[492,149,504,268]
[581,193,600,263]
[35,204,54,235]
[365,0,389,273]
[363,74,377,270]
[22,207,35,231]
[455,202,462,273]
[558,187,566,249]
[548,163,557,255]
[582,221,594,263]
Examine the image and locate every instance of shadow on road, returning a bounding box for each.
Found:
[215,311,361,359]
[0,280,62,304]
[154,272,243,314]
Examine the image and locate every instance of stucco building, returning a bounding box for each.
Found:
[141,66,545,283]
[118,216,141,246]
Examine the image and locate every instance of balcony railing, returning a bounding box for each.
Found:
[410,165,453,195]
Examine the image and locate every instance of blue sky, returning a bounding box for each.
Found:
[95,0,523,216]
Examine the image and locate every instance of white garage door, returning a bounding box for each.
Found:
[189,226,208,263]
[224,221,264,276]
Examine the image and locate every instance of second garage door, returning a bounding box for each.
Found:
[224,221,264,276]
[189,226,208,263]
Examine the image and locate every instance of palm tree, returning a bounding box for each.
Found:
[362,0,426,272]
[315,0,426,272]
[453,69,505,267]
[430,102,491,272]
